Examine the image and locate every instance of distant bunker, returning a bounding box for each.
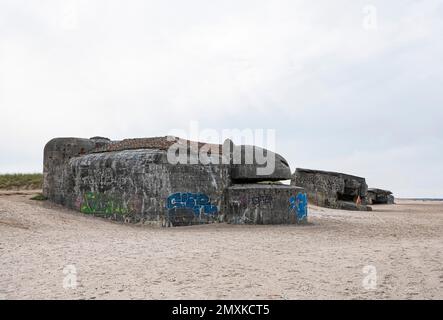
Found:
[291,168,394,211]
[292,168,371,211]
[367,188,395,205]
[43,136,308,227]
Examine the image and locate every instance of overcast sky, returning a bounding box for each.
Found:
[1,0,442,197]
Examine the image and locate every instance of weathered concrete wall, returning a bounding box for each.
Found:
[367,188,395,205]
[291,168,371,211]
[43,138,103,204]
[66,149,230,226]
[226,184,307,224]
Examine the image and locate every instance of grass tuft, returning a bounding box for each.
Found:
[30,193,47,201]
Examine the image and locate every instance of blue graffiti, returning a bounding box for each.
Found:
[289,192,308,221]
[166,192,218,215]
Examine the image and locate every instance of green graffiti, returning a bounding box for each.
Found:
[80,192,129,215]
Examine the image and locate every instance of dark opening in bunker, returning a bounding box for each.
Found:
[337,192,355,202]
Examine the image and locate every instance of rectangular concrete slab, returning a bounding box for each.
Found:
[225,184,307,224]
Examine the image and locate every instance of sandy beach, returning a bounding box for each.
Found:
[0,191,442,300]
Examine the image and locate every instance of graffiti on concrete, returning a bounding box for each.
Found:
[235,194,273,207]
[289,192,308,221]
[251,194,273,206]
[80,192,130,215]
[166,192,218,215]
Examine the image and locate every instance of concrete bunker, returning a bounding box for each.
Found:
[367,188,395,205]
[43,136,308,226]
[291,168,371,211]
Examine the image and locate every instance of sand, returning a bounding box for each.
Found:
[0,191,442,300]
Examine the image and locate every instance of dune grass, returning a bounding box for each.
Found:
[0,173,43,190]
